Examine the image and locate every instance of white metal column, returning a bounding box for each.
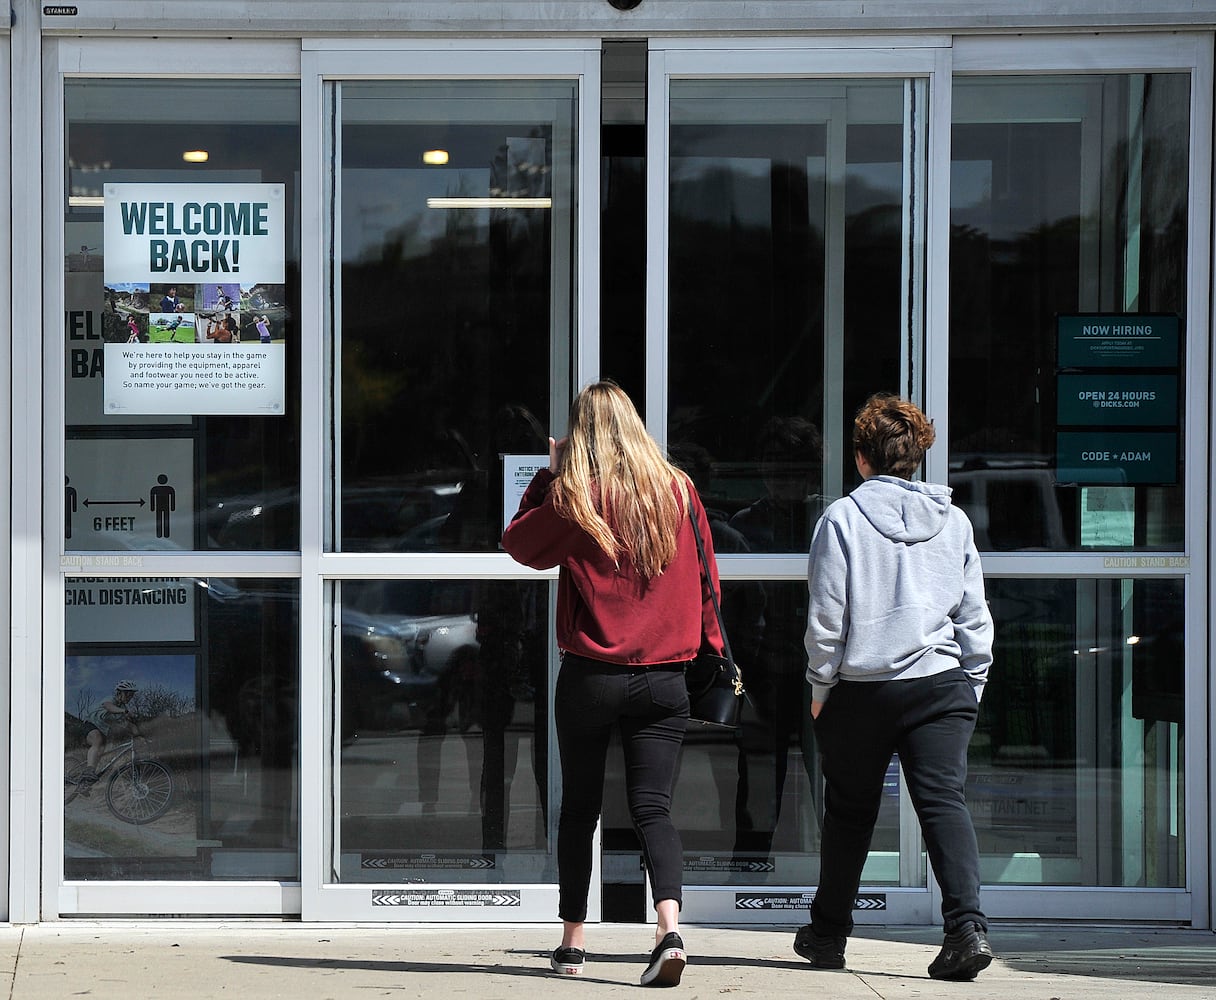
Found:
[9,0,43,924]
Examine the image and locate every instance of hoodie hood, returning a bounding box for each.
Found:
[849,476,952,543]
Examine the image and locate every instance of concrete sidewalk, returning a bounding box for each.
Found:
[2,922,1215,999]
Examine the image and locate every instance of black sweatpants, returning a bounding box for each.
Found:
[811,668,986,936]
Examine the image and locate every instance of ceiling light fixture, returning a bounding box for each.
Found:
[427,197,551,209]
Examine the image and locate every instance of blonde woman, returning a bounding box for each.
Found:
[503,381,725,987]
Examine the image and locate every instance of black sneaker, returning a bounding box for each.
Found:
[928,922,994,981]
[792,924,846,969]
[640,931,686,987]
[550,946,585,976]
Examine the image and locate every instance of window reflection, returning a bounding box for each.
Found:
[337,580,550,880]
[64,578,299,880]
[949,75,1189,551]
[667,80,908,553]
[974,577,1184,886]
[336,82,577,552]
[64,80,302,552]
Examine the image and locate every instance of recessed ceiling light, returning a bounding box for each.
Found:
[182,150,209,163]
[422,149,449,165]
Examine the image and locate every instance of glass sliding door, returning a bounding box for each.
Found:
[648,44,938,925]
[52,37,305,915]
[307,44,599,921]
[948,60,1201,919]
[652,35,1209,928]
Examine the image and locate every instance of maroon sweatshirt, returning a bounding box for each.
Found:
[501,468,726,665]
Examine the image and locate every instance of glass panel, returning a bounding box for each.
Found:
[973,577,1184,886]
[664,78,918,895]
[335,81,577,553]
[335,579,551,882]
[64,578,299,880]
[661,579,900,888]
[949,75,1189,551]
[667,78,916,552]
[64,80,301,552]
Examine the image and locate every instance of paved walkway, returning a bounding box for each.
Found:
[2,922,1215,998]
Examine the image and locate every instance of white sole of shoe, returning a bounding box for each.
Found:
[640,946,686,987]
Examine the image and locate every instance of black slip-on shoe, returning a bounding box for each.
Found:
[550,946,585,976]
[928,922,994,981]
[792,923,847,969]
[640,931,686,987]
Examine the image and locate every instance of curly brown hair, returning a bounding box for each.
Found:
[852,393,935,479]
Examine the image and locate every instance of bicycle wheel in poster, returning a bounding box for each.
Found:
[106,759,174,824]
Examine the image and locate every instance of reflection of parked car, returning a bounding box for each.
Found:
[203,577,482,742]
[340,582,481,737]
[207,474,484,552]
[950,459,1069,551]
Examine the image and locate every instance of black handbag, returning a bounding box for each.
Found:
[686,507,745,729]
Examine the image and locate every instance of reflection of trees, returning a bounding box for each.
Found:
[668,162,907,490]
[74,687,95,724]
[668,162,825,464]
[137,684,195,719]
[949,215,1081,464]
[340,136,553,548]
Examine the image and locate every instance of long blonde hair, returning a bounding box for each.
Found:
[552,381,689,579]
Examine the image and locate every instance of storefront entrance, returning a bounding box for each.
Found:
[43,32,1209,926]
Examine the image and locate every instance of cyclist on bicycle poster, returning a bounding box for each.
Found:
[81,679,141,789]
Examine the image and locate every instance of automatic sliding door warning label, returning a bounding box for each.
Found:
[684,855,775,873]
[361,854,496,871]
[372,889,521,907]
[734,892,886,911]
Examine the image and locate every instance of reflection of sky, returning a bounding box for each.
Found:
[952,160,1004,237]
[671,157,773,228]
[952,161,993,212]
[343,168,491,262]
[847,162,901,214]
[65,654,194,713]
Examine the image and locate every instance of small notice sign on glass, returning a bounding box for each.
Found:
[502,454,549,536]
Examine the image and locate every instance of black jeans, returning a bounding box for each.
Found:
[811,668,986,936]
[554,653,689,922]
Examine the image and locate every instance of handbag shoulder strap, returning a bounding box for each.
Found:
[688,499,735,665]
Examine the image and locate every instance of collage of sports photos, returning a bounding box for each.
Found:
[103,281,287,347]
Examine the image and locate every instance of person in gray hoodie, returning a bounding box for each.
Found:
[793,393,995,981]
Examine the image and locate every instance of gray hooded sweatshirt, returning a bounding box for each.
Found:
[804,475,993,705]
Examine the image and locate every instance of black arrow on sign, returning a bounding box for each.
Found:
[83,498,147,507]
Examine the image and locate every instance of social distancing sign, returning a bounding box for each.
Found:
[65,437,194,551]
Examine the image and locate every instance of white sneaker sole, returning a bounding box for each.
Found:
[640,947,686,987]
